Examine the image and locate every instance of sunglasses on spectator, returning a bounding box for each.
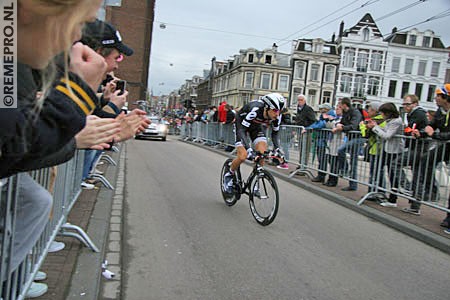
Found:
[402,103,413,106]
[116,54,124,62]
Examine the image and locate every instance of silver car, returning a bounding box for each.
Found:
[135,116,169,141]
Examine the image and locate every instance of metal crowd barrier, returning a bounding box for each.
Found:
[179,122,450,214]
[0,146,120,300]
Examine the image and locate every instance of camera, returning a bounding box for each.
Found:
[115,80,126,96]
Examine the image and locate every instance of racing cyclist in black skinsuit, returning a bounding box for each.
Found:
[223,93,286,193]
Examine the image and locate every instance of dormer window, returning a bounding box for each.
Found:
[248,53,254,63]
[362,28,369,41]
[265,55,272,64]
[408,35,416,46]
[422,36,431,47]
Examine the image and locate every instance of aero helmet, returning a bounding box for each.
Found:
[261,93,286,111]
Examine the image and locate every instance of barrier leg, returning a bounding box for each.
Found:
[60,223,99,252]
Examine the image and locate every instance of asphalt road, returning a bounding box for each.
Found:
[122,137,450,300]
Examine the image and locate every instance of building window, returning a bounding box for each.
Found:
[322,91,332,104]
[248,54,254,63]
[431,61,440,77]
[418,60,427,76]
[357,50,368,72]
[308,89,317,105]
[324,65,335,83]
[415,83,423,99]
[391,57,401,73]
[304,43,312,52]
[343,48,355,68]
[370,51,383,71]
[422,36,431,47]
[353,75,365,97]
[310,64,320,81]
[401,81,410,97]
[367,77,380,96]
[363,28,370,41]
[408,35,416,46]
[244,72,254,89]
[260,73,272,89]
[404,58,414,74]
[323,45,331,54]
[294,61,306,79]
[340,74,352,93]
[388,80,397,97]
[278,74,289,91]
[265,55,272,64]
[427,85,436,102]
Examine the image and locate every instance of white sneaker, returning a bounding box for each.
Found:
[26,282,48,298]
[34,271,47,281]
[48,241,65,253]
[81,181,94,189]
[380,202,397,208]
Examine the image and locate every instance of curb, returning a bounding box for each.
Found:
[66,146,125,300]
[183,139,450,255]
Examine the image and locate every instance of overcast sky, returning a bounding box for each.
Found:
[147,0,450,96]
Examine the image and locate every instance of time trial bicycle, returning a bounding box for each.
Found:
[220,152,279,226]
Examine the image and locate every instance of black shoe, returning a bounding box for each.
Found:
[440,220,449,228]
[311,176,325,183]
[323,181,337,187]
[341,186,357,191]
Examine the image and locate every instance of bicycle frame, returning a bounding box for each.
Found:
[235,157,267,196]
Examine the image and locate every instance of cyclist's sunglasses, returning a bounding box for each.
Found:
[271,109,280,113]
[116,54,124,62]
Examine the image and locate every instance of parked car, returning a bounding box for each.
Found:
[135,116,169,141]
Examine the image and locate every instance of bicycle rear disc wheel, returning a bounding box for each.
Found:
[220,159,238,206]
[249,170,279,226]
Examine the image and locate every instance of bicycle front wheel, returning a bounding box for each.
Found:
[249,169,279,226]
[220,158,239,206]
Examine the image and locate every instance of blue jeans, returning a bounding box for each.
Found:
[337,138,365,189]
[82,150,97,180]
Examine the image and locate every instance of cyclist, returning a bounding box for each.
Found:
[223,93,286,193]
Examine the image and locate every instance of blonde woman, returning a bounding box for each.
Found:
[1,1,118,296]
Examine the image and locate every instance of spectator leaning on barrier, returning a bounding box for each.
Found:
[390,94,429,215]
[303,103,336,183]
[1,0,118,297]
[359,102,385,193]
[366,103,405,207]
[294,94,316,168]
[332,97,363,191]
[421,84,450,229]
[323,104,344,187]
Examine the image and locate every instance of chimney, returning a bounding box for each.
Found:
[392,27,398,34]
[339,21,344,37]
[272,43,278,52]
[331,32,336,43]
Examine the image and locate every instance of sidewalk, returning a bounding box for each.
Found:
[34,139,450,300]
[35,147,123,300]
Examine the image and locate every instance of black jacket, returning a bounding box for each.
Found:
[0,63,98,178]
[294,104,316,127]
[340,107,362,132]
[405,106,429,150]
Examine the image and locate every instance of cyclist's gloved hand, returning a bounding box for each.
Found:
[247,148,256,160]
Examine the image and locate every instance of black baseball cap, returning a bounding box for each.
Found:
[81,19,134,56]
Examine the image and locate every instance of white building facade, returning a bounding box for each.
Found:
[382,28,449,111]
[336,13,388,106]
